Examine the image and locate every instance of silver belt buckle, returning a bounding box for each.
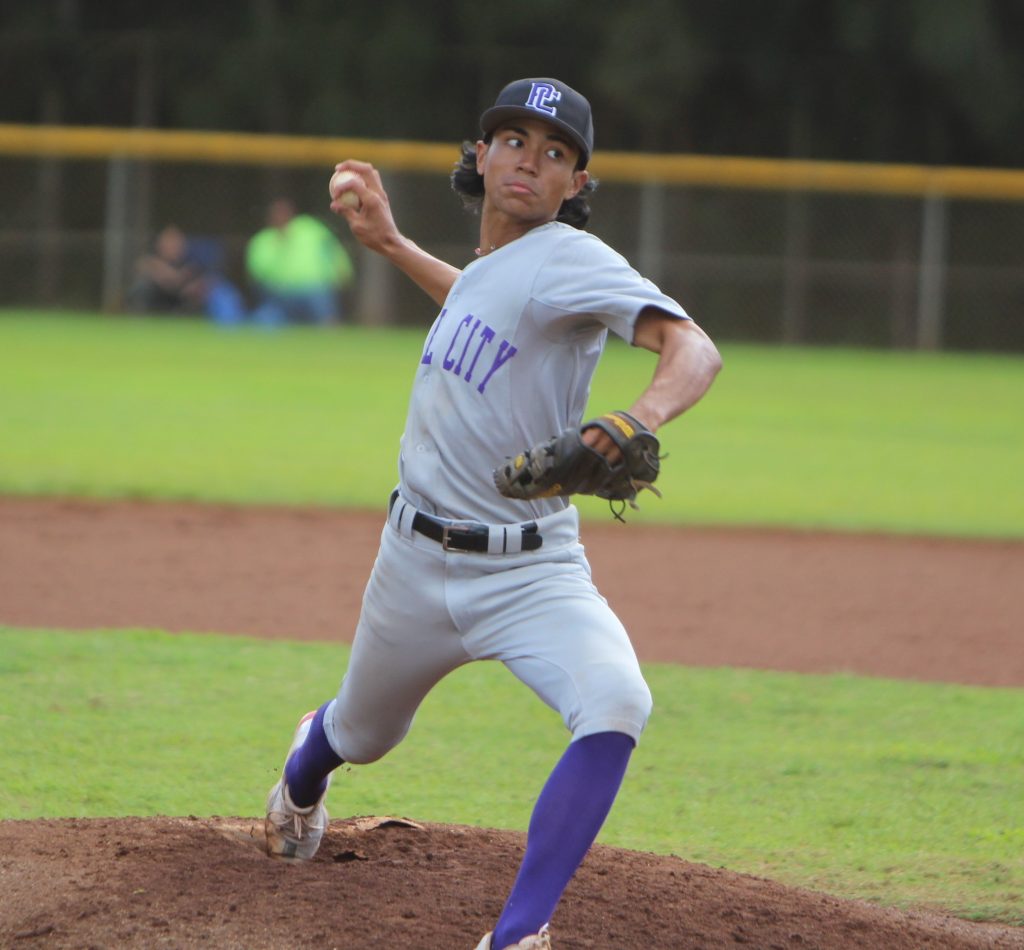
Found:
[441,523,462,552]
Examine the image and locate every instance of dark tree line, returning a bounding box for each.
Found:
[2,0,1023,168]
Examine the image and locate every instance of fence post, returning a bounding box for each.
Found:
[916,191,948,350]
[35,85,64,305]
[35,151,64,307]
[355,172,396,325]
[101,156,130,312]
[782,190,810,344]
[637,181,665,285]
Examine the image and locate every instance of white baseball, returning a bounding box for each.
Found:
[329,170,361,209]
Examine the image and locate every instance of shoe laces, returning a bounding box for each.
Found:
[269,786,321,838]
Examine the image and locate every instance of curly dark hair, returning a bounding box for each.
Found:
[450,139,597,230]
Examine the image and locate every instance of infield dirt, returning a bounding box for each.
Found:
[1,497,1022,949]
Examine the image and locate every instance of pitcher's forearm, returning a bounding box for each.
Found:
[382,235,461,308]
[628,316,722,432]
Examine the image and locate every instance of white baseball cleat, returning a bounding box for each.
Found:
[265,710,331,860]
[474,925,551,949]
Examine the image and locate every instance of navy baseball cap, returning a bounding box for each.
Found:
[480,78,594,168]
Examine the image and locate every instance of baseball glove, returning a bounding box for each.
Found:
[493,411,662,521]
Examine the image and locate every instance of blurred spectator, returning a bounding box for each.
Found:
[245,198,355,326]
[129,225,246,324]
[129,225,206,315]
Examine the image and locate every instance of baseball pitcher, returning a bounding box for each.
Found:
[264,77,722,950]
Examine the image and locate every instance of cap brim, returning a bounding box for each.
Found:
[480,106,590,167]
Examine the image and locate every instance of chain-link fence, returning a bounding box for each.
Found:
[2,125,1022,352]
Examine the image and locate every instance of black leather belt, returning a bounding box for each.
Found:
[389,491,542,553]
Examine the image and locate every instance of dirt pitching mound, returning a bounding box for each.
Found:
[2,498,1023,947]
[1,816,1019,949]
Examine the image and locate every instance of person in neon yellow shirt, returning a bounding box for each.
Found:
[246,198,355,325]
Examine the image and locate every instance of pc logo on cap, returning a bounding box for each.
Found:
[480,78,594,168]
[524,82,562,116]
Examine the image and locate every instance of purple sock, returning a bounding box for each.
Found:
[284,701,343,808]
[491,731,635,948]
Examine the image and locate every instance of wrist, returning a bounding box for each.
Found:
[625,406,659,432]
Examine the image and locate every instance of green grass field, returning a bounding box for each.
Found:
[2,627,1021,923]
[1,311,1022,536]
[1,310,1022,924]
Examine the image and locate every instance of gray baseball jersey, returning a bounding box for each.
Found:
[399,221,690,523]
[326,220,693,764]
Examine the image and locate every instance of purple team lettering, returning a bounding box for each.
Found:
[421,310,517,393]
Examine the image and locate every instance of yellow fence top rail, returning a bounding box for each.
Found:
[3,123,1024,201]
